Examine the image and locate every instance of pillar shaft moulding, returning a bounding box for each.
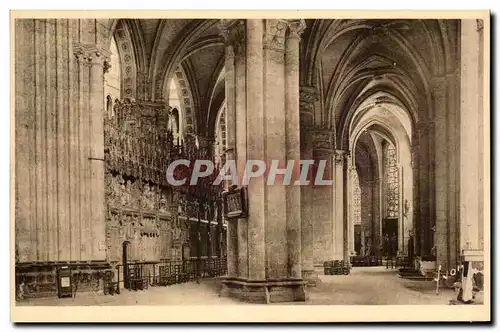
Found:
[312,130,335,266]
[218,19,307,303]
[299,86,320,285]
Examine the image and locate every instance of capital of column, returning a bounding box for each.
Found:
[263,19,307,52]
[300,86,318,116]
[300,87,317,132]
[287,19,307,40]
[134,100,170,118]
[263,19,289,52]
[334,150,349,164]
[218,19,246,57]
[476,19,484,31]
[74,43,111,70]
[312,130,334,155]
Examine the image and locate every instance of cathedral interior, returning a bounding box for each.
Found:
[14,18,487,304]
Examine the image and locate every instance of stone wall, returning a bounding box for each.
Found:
[15,19,110,263]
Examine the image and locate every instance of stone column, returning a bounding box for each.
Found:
[74,43,111,261]
[432,73,460,271]
[312,131,335,266]
[285,20,306,280]
[347,157,356,257]
[234,21,250,281]
[87,46,110,260]
[218,19,307,303]
[415,121,434,259]
[262,19,287,280]
[245,19,266,282]
[459,19,486,265]
[219,21,239,278]
[411,143,421,257]
[334,150,347,261]
[299,86,319,285]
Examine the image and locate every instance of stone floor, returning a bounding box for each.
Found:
[17,266,468,306]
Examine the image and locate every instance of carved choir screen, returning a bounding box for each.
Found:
[384,142,399,218]
[104,99,182,265]
[104,99,226,269]
[175,135,225,260]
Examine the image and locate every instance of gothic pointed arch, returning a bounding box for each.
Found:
[108,19,147,100]
[149,19,219,102]
[165,65,197,136]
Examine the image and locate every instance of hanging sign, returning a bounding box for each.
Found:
[223,186,248,219]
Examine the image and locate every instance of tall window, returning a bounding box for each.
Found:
[215,105,227,166]
[384,143,399,218]
[104,36,121,116]
[351,168,361,225]
[167,78,183,142]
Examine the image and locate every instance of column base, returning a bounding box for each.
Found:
[15,260,113,299]
[219,277,307,303]
[302,269,321,286]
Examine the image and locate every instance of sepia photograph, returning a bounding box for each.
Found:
[10,10,490,322]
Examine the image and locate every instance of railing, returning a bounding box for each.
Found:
[349,255,409,269]
[349,256,383,267]
[118,257,227,291]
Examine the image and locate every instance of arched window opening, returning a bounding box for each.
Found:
[384,142,399,218]
[104,36,121,114]
[169,108,180,142]
[167,78,183,141]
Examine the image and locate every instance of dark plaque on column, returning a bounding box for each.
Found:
[222,185,248,219]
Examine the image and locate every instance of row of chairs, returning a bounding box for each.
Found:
[122,258,228,290]
[350,256,383,267]
[324,260,351,275]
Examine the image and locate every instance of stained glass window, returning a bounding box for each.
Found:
[384,143,399,218]
[351,169,361,225]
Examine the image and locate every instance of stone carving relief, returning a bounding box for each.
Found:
[159,189,170,214]
[73,43,111,68]
[219,19,246,57]
[287,19,307,39]
[113,21,137,98]
[142,182,157,211]
[104,98,225,264]
[263,19,289,52]
[300,87,318,114]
